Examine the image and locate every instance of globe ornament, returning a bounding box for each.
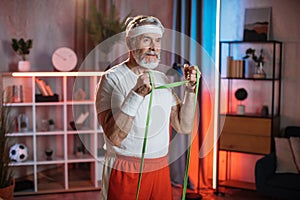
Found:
[234,88,248,115]
[235,88,248,101]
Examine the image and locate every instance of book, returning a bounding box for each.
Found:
[35,78,49,96]
[35,78,55,96]
[45,85,54,96]
[227,56,233,77]
[75,112,89,124]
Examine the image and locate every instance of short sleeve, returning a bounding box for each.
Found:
[95,74,124,114]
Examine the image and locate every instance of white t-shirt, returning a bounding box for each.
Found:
[96,62,178,158]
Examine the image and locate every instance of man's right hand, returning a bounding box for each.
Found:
[133,72,152,97]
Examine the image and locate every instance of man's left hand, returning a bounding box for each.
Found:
[183,64,199,92]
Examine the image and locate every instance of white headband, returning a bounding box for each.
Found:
[127,24,163,38]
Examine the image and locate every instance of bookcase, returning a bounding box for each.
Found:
[216,41,282,190]
[1,72,104,195]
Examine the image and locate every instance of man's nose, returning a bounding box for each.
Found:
[149,41,159,51]
[149,41,155,50]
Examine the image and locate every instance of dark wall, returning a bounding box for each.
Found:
[0,0,174,72]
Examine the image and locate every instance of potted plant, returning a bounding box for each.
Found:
[0,96,15,199]
[82,4,130,48]
[11,38,33,72]
[243,48,264,65]
[243,48,266,78]
[48,119,55,131]
[76,146,84,157]
[82,3,131,70]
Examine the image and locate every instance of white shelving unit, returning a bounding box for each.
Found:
[1,72,104,195]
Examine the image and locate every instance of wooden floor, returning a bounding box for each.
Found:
[14,187,271,200]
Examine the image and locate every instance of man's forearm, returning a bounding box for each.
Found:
[98,110,134,147]
[179,90,196,133]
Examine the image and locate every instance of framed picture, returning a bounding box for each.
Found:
[243,7,272,41]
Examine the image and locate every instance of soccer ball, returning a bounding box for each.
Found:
[9,143,29,162]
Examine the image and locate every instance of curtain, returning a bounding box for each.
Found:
[74,0,109,69]
[170,0,218,193]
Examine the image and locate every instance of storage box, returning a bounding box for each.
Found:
[35,94,59,102]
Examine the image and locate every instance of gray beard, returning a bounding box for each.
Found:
[133,51,160,69]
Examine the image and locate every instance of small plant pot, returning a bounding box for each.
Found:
[18,61,30,72]
[76,151,84,157]
[0,178,15,200]
[237,105,245,115]
[49,124,55,131]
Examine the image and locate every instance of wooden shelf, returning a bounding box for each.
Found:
[219,180,256,190]
[13,161,100,194]
[221,77,280,81]
[38,182,65,191]
[220,113,278,119]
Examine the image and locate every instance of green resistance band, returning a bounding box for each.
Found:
[182,68,200,200]
[136,68,201,200]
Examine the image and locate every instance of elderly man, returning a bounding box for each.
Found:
[96,15,198,200]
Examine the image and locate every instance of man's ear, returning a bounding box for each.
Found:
[126,37,133,50]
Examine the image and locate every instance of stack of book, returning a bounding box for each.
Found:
[226,56,245,78]
[35,78,58,102]
[4,85,23,103]
[12,85,23,103]
[35,78,54,96]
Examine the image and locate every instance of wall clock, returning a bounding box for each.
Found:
[52,47,78,71]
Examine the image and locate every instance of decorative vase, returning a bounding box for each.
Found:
[253,62,266,78]
[0,178,15,200]
[237,104,245,115]
[76,150,84,157]
[49,124,55,131]
[18,60,30,72]
[45,148,54,160]
[261,105,269,116]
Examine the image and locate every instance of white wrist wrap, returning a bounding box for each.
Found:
[120,90,144,116]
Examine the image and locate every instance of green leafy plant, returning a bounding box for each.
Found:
[77,146,83,152]
[82,4,130,48]
[11,38,33,61]
[0,96,13,189]
[243,48,264,65]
